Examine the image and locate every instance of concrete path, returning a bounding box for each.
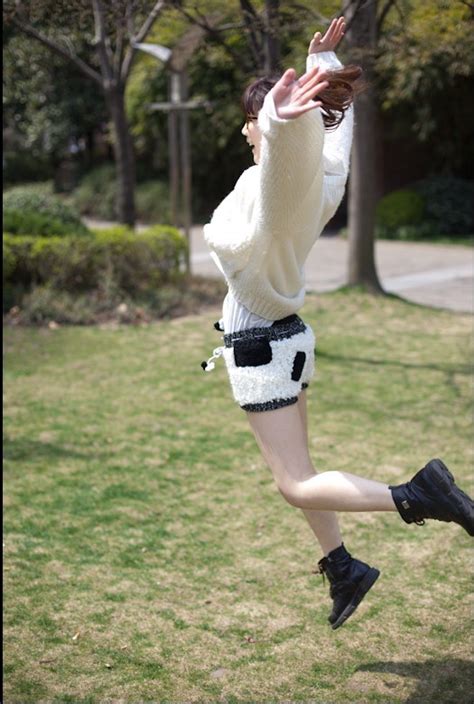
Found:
[83,217,473,314]
[190,226,473,314]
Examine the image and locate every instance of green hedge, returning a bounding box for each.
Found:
[3,184,90,237]
[415,176,474,235]
[3,225,187,302]
[72,166,171,224]
[376,178,474,241]
[375,189,424,239]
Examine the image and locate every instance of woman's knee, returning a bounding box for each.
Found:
[276,477,308,508]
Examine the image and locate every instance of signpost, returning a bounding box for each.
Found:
[134,30,210,274]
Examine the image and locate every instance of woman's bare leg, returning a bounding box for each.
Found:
[246,397,396,512]
[296,390,343,555]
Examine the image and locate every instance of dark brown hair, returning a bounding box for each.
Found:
[241,65,363,130]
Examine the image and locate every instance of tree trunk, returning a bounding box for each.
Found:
[106,86,136,227]
[346,0,383,292]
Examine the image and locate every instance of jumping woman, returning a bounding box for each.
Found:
[201,17,474,629]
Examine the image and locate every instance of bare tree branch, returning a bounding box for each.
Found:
[289,2,329,24]
[10,16,102,85]
[134,0,167,44]
[92,0,114,84]
[114,23,125,76]
[342,0,366,34]
[239,0,265,69]
[172,5,248,70]
[459,0,474,13]
[125,0,134,37]
[377,0,397,34]
[121,0,167,83]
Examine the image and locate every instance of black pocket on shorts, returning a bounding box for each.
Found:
[291,351,306,381]
[233,337,272,367]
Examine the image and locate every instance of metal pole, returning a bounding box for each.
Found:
[179,70,192,274]
[168,72,180,229]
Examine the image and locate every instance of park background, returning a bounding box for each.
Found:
[3,1,474,702]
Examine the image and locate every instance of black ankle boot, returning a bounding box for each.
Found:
[389,458,474,536]
[317,543,380,630]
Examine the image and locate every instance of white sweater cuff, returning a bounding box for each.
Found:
[259,90,289,125]
[306,50,343,72]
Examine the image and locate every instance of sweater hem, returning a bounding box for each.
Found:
[228,282,306,321]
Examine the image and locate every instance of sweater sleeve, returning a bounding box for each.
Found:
[306,51,354,178]
[256,88,325,234]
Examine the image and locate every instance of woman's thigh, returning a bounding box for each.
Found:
[246,395,316,489]
[297,388,308,446]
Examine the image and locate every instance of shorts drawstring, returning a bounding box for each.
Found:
[201,345,225,372]
[201,320,225,371]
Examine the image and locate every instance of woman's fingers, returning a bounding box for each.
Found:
[296,65,326,89]
[321,16,345,47]
[300,100,323,115]
[297,80,329,107]
[279,67,297,88]
[336,17,346,36]
[323,17,338,43]
[333,17,345,43]
[280,100,323,119]
[271,65,328,118]
[294,68,328,100]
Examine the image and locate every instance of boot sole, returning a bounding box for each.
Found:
[429,459,474,537]
[331,568,380,630]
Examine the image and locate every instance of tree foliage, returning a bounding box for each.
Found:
[3,0,472,218]
[376,0,474,171]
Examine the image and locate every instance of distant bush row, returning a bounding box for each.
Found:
[72,165,171,224]
[3,172,172,235]
[3,225,188,323]
[5,171,472,247]
[1,182,227,325]
[3,183,90,237]
[4,226,186,292]
[375,176,474,240]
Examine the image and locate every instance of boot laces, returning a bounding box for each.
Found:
[312,562,326,586]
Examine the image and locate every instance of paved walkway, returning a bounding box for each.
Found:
[190,226,473,314]
[83,218,473,314]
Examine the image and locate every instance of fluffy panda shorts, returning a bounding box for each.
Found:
[205,314,315,412]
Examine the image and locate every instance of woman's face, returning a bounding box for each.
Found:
[241,117,262,164]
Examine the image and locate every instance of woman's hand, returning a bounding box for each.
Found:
[307,16,345,55]
[269,65,329,120]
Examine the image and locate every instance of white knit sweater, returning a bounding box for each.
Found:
[204,51,353,321]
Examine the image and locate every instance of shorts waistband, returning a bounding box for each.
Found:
[223,314,306,348]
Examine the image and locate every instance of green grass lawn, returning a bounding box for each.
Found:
[3,290,474,704]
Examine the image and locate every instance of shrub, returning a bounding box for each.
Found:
[414,176,474,235]
[6,275,227,326]
[3,225,187,302]
[73,164,117,220]
[394,222,442,241]
[135,181,171,224]
[3,238,17,281]
[17,286,100,325]
[3,152,54,186]
[3,209,91,238]
[93,225,186,293]
[375,189,424,238]
[72,165,171,223]
[3,184,90,237]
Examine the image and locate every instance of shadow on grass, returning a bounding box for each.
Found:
[316,349,471,376]
[357,659,474,704]
[333,285,471,316]
[3,436,107,464]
